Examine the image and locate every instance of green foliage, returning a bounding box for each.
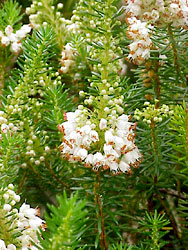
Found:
[0,131,23,188]
[0,0,22,30]
[42,83,73,133]
[0,26,74,206]
[39,192,88,250]
[0,187,21,248]
[139,210,169,250]
[0,0,187,249]
[169,102,188,169]
[26,0,68,49]
[178,195,188,246]
[0,0,26,92]
[110,242,136,250]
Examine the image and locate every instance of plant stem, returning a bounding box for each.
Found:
[0,210,13,246]
[94,172,108,250]
[18,171,27,193]
[155,190,180,240]
[150,121,159,176]
[45,160,69,188]
[153,61,161,108]
[167,24,183,81]
[0,64,5,102]
[159,188,186,200]
[150,112,181,241]
[151,219,160,250]
[185,106,188,167]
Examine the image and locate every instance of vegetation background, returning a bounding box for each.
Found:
[0,0,188,250]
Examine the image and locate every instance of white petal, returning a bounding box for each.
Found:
[105,130,114,144]
[99,118,107,130]
[119,161,130,172]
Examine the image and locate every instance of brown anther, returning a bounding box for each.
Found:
[108,142,114,145]
[63,113,67,120]
[132,122,137,130]
[116,158,120,163]
[103,165,110,170]
[128,169,133,175]
[121,144,127,152]
[65,153,70,160]
[36,207,40,216]
[127,134,134,142]
[57,124,64,132]
[59,144,64,151]
[84,163,92,168]
[41,223,47,230]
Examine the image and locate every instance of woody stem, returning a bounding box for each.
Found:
[94,172,108,250]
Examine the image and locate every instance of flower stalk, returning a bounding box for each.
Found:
[185,106,188,167]
[167,25,181,79]
[94,172,108,250]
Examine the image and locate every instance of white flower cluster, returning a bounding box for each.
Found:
[134,101,174,124]
[0,111,18,140]
[126,0,188,27]
[0,184,44,250]
[66,20,80,34]
[126,17,152,65]
[58,111,142,175]
[0,25,32,53]
[59,43,75,74]
[125,0,188,64]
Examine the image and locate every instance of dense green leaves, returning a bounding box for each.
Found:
[0,0,22,30]
[39,192,88,250]
[169,103,188,169]
[0,131,23,188]
[0,0,188,249]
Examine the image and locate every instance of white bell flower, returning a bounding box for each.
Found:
[99,118,107,130]
[3,204,12,212]
[10,42,22,53]
[29,217,44,230]
[1,123,9,134]
[59,107,142,174]
[123,147,140,164]
[80,125,91,135]
[105,130,114,144]
[15,25,31,40]
[5,25,13,36]
[0,240,7,250]
[1,36,10,46]
[119,160,130,173]
[7,244,16,250]
[93,152,104,166]
[85,154,94,167]
[74,147,88,160]
[103,144,119,158]
[19,203,37,218]
[90,130,99,142]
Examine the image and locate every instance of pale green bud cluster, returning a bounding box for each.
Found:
[72,0,124,76]
[72,0,126,131]
[134,100,174,125]
[26,0,69,48]
[4,70,61,168]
